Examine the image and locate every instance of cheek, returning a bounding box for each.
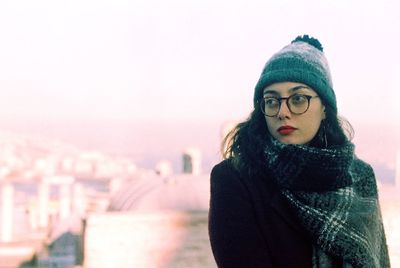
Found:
[265,118,280,138]
[304,114,323,135]
[265,118,275,132]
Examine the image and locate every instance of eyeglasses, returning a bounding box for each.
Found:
[260,94,319,117]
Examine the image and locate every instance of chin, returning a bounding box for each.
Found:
[276,136,306,145]
[277,138,295,145]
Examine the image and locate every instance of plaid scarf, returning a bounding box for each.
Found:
[264,139,390,268]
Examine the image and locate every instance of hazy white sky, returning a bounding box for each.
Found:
[0,0,399,127]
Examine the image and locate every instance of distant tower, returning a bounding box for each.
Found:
[59,184,72,220]
[183,147,201,175]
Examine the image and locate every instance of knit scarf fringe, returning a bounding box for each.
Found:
[264,139,390,268]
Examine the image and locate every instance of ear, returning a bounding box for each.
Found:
[322,106,326,120]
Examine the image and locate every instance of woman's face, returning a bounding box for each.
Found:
[263,82,325,145]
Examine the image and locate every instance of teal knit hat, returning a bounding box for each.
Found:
[253,35,337,114]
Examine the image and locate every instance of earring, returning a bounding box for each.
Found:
[322,120,328,148]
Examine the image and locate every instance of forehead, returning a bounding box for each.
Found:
[263,82,316,95]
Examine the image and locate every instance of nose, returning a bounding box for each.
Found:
[277,99,291,120]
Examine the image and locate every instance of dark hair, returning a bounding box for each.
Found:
[222,98,353,176]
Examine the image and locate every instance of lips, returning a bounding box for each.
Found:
[277,126,297,135]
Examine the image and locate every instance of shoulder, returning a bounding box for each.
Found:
[351,156,378,196]
[211,159,238,179]
[351,156,374,177]
[210,159,274,197]
[210,159,242,189]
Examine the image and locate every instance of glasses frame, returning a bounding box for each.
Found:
[260,94,319,117]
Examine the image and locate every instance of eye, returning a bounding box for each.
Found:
[290,94,308,105]
[264,98,279,107]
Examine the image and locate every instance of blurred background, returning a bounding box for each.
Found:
[0,0,399,267]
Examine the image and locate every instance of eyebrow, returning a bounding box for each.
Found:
[263,85,311,96]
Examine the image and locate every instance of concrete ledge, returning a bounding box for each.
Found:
[84,211,215,268]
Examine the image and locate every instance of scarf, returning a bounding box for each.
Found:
[264,139,390,268]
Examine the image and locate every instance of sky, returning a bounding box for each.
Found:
[0,0,399,123]
[0,0,399,170]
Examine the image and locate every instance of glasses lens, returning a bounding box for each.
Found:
[288,94,309,114]
[262,98,279,116]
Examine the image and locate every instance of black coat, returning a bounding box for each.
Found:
[208,160,313,268]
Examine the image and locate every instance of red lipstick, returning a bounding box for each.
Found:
[277,126,297,135]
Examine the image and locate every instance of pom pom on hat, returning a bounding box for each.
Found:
[253,34,337,114]
[292,35,323,51]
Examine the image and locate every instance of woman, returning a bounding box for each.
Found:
[208,35,390,268]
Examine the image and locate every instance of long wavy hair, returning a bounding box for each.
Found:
[222,97,354,177]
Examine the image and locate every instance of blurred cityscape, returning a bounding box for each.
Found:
[0,129,212,268]
[0,122,399,267]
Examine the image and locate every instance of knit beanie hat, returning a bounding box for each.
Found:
[253,35,337,114]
